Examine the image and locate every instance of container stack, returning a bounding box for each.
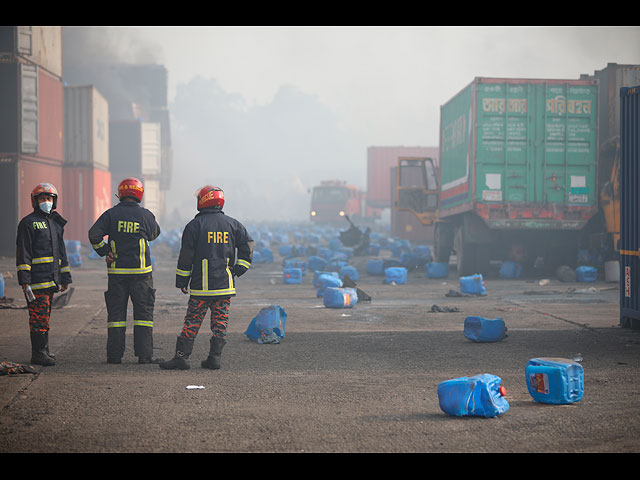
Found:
[0,26,65,255]
[63,85,112,242]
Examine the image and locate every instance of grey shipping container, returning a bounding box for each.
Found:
[620,85,640,329]
[109,120,161,176]
[64,85,109,170]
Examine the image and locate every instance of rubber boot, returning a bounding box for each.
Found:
[30,332,56,366]
[201,336,226,370]
[159,337,194,370]
[44,331,55,359]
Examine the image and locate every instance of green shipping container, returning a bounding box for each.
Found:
[439,77,599,229]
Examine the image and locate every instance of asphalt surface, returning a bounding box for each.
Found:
[1,241,639,453]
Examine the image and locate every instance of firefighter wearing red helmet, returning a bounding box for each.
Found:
[16,183,72,366]
[88,177,162,364]
[160,185,254,371]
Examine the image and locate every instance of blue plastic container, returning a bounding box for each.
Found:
[244,305,287,343]
[340,265,359,281]
[426,262,449,278]
[284,259,306,274]
[437,374,509,418]
[385,267,407,285]
[283,268,303,284]
[323,287,358,308]
[0,273,4,298]
[278,245,293,257]
[576,266,597,282]
[525,357,584,405]
[313,270,339,288]
[499,261,522,279]
[366,259,384,275]
[68,253,82,268]
[459,274,486,295]
[316,274,343,298]
[307,255,328,272]
[464,316,507,342]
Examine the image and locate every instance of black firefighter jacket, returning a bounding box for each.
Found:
[16,209,72,291]
[88,200,161,275]
[175,208,253,298]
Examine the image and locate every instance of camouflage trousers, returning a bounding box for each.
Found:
[28,290,54,334]
[180,296,231,340]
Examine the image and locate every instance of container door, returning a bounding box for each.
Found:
[538,82,598,206]
[475,81,533,204]
[20,63,38,154]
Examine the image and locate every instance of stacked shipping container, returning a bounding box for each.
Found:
[63,85,112,241]
[0,27,65,255]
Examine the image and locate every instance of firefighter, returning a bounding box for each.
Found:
[88,177,162,364]
[160,186,253,371]
[16,183,72,366]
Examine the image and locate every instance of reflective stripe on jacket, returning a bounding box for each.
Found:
[175,209,253,298]
[88,200,161,275]
[16,210,72,290]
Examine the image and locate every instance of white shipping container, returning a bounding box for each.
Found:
[141,177,163,217]
[64,85,109,170]
[141,122,161,175]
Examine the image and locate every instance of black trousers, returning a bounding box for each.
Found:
[104,273,156,360]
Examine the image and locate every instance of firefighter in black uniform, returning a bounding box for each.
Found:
[88,177,162,364]
[16,183,72,366]
[160,186,253,370]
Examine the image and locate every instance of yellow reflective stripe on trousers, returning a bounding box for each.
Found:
[32,257,54,264]
[133,320,154,328]
[108,321,127,328]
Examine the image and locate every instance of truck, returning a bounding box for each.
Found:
[390,157,439,243]
[309,180,370,225]
[433,77,601,276]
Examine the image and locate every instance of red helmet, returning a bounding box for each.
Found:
[118,177,144,202]
[31,183,58,209]
[197,186,224,210]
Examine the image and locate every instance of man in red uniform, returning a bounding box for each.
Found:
[160,186,253,370]
[16,183,72,366]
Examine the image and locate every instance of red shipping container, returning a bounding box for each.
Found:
[16,155,64,221]
[61,166,112,242]
[38,67,64,162]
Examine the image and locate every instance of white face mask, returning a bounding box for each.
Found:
[39,201,53,214]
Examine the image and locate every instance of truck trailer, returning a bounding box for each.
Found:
[433,77,600,276]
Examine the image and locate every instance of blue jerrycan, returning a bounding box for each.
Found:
[464,316,508,342]
[437,374,509,418]
[323,287,358,308]
[525,358,584,404]
[283,268,303,284]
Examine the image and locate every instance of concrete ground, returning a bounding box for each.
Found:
[1,241,639,453]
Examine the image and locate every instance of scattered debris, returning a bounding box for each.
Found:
[185,385,205,390]
[341,275,372,303]
[1,361,37,375]
[429,304,460,313]
[445,289,470,298]
[52,287,74,309]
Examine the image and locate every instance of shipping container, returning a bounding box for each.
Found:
[62,166,112,242]
[366,146,439,209]
[0,155,63,255]
[434,77,599,275]
[64,85,109,170]
[0,26,62,78]
[620,85,640,329]
[109,120,161,176]
[0,60,63,160]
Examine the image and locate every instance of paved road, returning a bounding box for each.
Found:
[1,243,639,453]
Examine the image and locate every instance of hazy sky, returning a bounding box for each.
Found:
[66,26,640,224]
[116,26,640,146]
